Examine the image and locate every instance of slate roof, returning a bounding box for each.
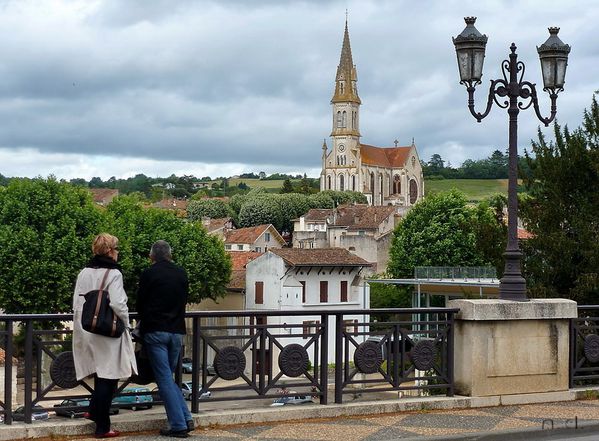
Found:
[269,248,370,267]
[330,205,396,230]
[302,209,333,222]
[360,144,412,168]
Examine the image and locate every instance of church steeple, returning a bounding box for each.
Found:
[331,19,361,105]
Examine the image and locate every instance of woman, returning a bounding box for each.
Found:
[72,233,137,438]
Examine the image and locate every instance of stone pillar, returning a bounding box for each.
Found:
[448,299,577,397]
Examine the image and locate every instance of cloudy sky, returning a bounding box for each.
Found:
[0,0,597,180]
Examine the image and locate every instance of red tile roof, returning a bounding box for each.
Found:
[89,188,119,204]
[269,248,370,267]
[153,198,189,210]
[228,251,263,270]
[360,144,412,168]
[225,224,284,245]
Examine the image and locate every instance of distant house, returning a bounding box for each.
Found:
[89,188,119,206]
[245,247,371,365]
[224,224,286,252]
[202,217,235,239]
[293,204,399,273]
[153,198,189,212]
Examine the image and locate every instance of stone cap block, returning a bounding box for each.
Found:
[447,298,577,321]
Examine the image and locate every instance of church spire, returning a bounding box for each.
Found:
[331,18,361,104]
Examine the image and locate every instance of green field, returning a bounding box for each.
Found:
[425,179,508,202]
[220,177,508,202]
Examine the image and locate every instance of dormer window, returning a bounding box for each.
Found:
[340,82,344,94]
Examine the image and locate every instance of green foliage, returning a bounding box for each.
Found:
[520,94,599,302]
[105,196,231,306]
[368,277,411,310]
[237,195,284,230]
[0,178,103,313]
[187,198,230,221]
[319,190,368,206]
[388,190,501,278]
[277,193,312,231]
[308,192,335,209]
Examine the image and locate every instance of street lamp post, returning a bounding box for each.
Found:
[453,17,570,301]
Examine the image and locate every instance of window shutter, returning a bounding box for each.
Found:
[320,281,328,303]
[340,281,348,302]
[255,281,264,304]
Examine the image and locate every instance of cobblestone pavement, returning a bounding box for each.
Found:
[71,400,599,441]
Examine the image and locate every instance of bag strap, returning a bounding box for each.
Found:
[91,269,112,333]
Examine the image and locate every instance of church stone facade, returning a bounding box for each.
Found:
[320,21,424,207]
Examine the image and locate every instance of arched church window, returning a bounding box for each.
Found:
[352,175,356,191]
[328,176,331,190]
[337,111,342,128]
[342,111,347,128]
[352,111,356,128]
[409,179,418,204]
[340,174,345,191]
[340,82,344,94]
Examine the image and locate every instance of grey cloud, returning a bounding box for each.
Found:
[0,0,597,178]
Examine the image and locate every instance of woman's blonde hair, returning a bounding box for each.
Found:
[92,233,119,256]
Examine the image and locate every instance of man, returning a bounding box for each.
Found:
[137,240,193,438]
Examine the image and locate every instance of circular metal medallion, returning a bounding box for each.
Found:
[353,341,383,374]
[278,344,309,377]
[409,340,437,371]
[50,351,79,389]
[584,334,599,364]
[214,346,246,380]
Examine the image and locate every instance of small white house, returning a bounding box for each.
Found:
[245,248,371,366]
[224,224,286,252]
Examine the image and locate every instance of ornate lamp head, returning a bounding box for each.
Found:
[453,17,488,86]
[537,27,570,92]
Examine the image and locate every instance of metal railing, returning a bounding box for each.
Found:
[414,266,497,281]
[570,306,599,387]
[0,308,457,424]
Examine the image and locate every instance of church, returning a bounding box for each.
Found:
[320,21,424,207]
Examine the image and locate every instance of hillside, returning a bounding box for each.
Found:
[424,179,508,202]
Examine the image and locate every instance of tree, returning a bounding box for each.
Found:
[278,193,312,231]
[520,95,599,302]
[237,196,284,230]
[388,190,502,278]
[187,198,230,221]
[105,196,231,306]
[0,178,104,313]
[427,154,445,174]
[280,178,294,194]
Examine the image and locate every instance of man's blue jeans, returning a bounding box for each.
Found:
[143,331,191,431]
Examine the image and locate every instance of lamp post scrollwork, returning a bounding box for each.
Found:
[453,17,570,301]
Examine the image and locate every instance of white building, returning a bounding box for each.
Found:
[245,248,371,365]
[320,20,424,207]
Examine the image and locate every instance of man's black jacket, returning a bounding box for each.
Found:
[137,260,188,335]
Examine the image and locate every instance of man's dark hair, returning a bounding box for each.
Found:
[150,240,172,262]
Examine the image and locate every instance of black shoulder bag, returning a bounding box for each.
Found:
[80,269,126,338]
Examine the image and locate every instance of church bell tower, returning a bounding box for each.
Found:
[321,18,361,192]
